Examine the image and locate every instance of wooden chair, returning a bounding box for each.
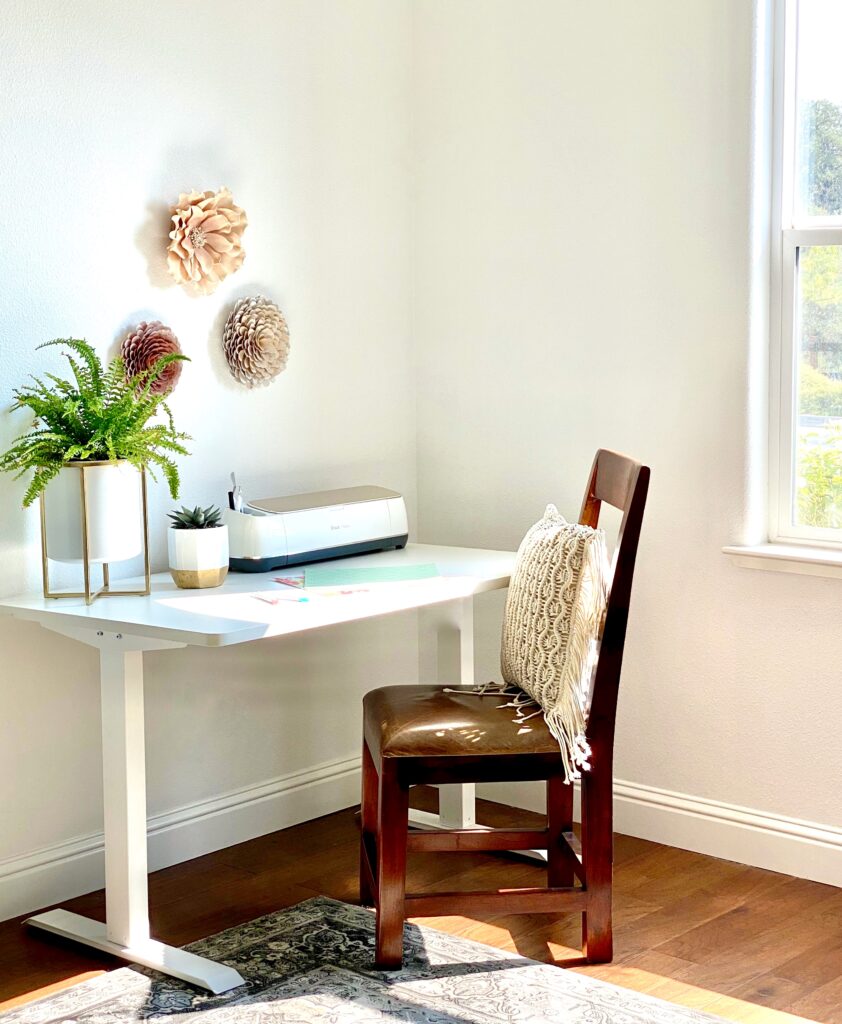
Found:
[359,449,650,969]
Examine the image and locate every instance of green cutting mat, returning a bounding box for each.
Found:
[303,563,439,587]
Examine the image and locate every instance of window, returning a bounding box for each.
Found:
[772,0,842,544]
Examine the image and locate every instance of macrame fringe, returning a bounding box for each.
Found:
[445,679,592,785]
[447,519,607,786]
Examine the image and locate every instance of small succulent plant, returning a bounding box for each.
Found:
[168,504,224,530]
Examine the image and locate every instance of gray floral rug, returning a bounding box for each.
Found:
[2,897,731,1023]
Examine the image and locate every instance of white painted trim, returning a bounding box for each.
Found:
[0,754,361,924]
[479,777,842,888]
[6,762,840,925]
[767,0,789,547]
[723,541,842,577]
[768,0,842,547]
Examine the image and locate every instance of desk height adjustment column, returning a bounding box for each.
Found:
[99,646,150,947]
[437,596,477,830]
[24,626,245,994]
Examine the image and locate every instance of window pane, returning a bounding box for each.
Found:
[795,1,842,218]
[794,245,842,527]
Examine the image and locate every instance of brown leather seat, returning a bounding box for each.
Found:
[363,684,560,761]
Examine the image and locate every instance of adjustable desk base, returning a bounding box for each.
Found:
[26,627,246,995]
[24,909,245,994]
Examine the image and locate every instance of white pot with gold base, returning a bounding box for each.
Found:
[44,461,145,563]
[39,460,151,603]
[168,525,229,589]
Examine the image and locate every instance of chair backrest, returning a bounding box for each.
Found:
[578,449,650,754]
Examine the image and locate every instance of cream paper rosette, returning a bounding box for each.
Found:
[167,188,247,295]
[222,295,290,388]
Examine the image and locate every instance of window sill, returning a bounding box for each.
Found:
[723,543,842,579]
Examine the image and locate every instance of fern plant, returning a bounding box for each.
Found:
[0,338,190,507]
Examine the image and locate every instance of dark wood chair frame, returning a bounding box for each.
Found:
[359,449,651,968]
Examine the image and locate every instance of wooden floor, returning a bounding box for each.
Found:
[1,791,841,1023]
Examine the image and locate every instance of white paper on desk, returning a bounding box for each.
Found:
[252,592,311,605]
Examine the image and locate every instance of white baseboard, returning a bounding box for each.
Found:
[0,754,361,924]
[4,766,840,925]
[479,779,842,888]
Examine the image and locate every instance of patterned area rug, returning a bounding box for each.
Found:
[2,897,731,1023]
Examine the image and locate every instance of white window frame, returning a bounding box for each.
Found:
[769,0,842,547]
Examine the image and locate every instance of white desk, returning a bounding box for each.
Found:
[0,543,514,993]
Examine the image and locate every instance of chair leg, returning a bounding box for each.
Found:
[359,737,378,907]
[547,775,574,888]
[581,761,614,963]
[374,758,409,970]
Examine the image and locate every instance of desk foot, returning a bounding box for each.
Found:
[25,909,246,994]
[408,808,548,863]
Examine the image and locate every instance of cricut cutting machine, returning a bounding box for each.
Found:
[225,483,409,572]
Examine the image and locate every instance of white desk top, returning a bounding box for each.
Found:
[0,544,515,648]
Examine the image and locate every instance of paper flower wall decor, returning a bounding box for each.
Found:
[223,296,290,388]
[121,320,183,395]
[166,188,247,295]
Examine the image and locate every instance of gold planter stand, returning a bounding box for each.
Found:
[39,462,151,605]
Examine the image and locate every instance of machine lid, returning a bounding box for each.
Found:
[248,485,402,515]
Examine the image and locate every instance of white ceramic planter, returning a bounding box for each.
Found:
[168,525,229,589]
[43,462,144,564]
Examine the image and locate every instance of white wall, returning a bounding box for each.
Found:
[413,0,842,879]
[0,0,416,917]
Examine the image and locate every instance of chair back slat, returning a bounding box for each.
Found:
[578,450,650,746]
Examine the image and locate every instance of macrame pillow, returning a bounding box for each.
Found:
[500,504,609,782]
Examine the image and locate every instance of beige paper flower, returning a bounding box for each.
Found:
[223,296,290,388]
[166,188,247,295]
[121,321,183,395]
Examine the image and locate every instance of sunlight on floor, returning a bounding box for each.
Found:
[411,917,819,1024]
[575,966,816,1024]
[0,971,106,1013]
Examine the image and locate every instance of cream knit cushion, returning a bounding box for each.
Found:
[500,504,610,782]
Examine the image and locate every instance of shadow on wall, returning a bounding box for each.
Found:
[135,200,176,290]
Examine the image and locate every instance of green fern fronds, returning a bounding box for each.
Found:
[0,338,191,507]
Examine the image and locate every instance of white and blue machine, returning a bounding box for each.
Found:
[225,484,409,572]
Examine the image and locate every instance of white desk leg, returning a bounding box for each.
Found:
[438,597,477,828]
[413,600,547,861]
[25,628,245,995]
[101,648,150,946]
